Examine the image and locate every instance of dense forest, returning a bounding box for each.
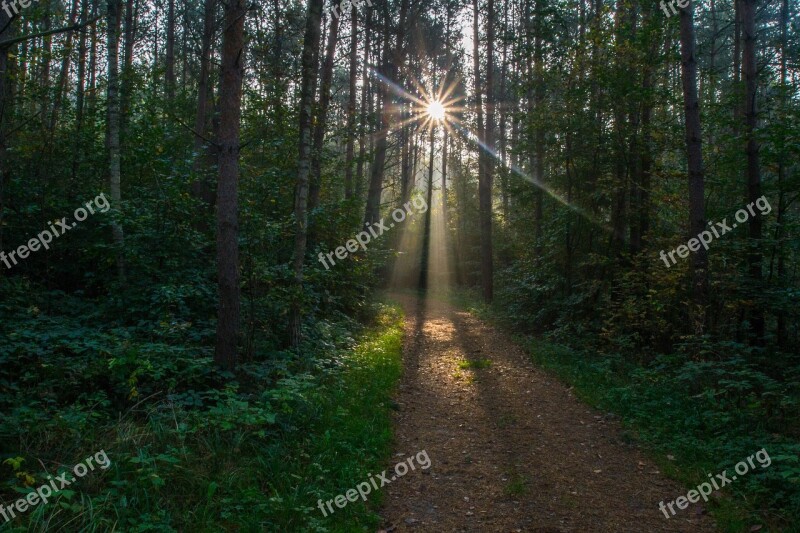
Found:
[0,0,799,530]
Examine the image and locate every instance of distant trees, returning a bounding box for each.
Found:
[0,0,796,368]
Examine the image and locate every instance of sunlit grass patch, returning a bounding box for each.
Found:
[457,358,492,370]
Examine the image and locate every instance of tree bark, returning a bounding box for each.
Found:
[364,0,408,226]
[742,0,763,343]
[678,0,707,328]
[0,7,11,254]
[107,0,125,281]
[355,7,372,199]
[191,0,217,207]
[214,0,247,369]
[344,7,358,199]
[166,0,176,100]
[477,0,495,302]
[309,3,340,210]
[289,0,324,348]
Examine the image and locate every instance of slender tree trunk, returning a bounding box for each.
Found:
[364,0,408,226]
[121,0,135,131]
[442,127,448,219]
[742,0,763,344]
[107,0,125,281]
[50,0,79,131]
[289,0,324,348]
[87,9,98,119]
[191,0,216,206]
[72,0,89,182]
[533,0,544,252]
[214,0,247,369]
[41,11,52,115]
[733,0,743,126]
[166,0,176,100]
[776,0,788,347]
[344,7,358,199]
[400,107,412,205]
[309,3,340,211]
[419,124,435,289]
[679,0,707,328]
[0,8,12,254]
[473,0,490,302]
[355,8,371,199]
[480,0,496,302]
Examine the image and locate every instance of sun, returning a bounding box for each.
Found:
[427,100,446,121]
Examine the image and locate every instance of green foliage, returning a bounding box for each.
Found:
[0,300,404,532]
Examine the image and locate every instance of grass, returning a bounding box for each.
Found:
[503,473,529,497]
[457,358,492,370]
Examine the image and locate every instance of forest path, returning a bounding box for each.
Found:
[379,294,717,532]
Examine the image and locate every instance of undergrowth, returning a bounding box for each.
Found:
[0,286,404,532]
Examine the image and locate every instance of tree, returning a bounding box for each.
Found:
[678,0,707,327]
[190,0,217,207]
[166,0,176,100]
[309,4,340,211]
[290,0,324,348]
[214,0,248,370]
[344,7,358,199]
[107,0,125,281]
[364,0,410,226]
[742,0,764,344]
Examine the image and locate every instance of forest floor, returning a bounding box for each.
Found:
[379,294,718,532]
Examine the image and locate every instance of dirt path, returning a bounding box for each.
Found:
[380,295,717,532]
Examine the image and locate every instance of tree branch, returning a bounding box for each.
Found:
[0,16,101,50]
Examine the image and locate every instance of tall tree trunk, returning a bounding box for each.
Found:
[72,0,89,182]
[442,127,448,220]
[364,0,408,226]
[289,0,324,348]
[400,106,412,205]
[419,124,435,289]
[107,0,125,281]
[191,0,216,206]
[533,0,544,252]
[0,8,12,254]
[344,7,358,199]
[473,0,489,302]
[166,0,176,100]
[355,7,372,199]
[775,0,788,347]
[679,0,707,329]
[480,0,495,302]
[41,10,52,116]
[214,0,247,369]
[88,7,98,119]
[733,0,743,126]
[742,0,763,344]
[121,0,135,131]
[50,0,79,131]
[309,4,340,211]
